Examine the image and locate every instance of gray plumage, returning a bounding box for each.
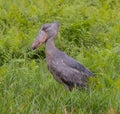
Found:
[32,22,93,91]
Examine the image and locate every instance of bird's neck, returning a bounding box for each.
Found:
[45,38,57,59]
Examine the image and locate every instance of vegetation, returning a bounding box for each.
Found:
[0,0,120,113]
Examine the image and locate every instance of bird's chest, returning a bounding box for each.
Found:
[46,59,57,73]
[46,59,63,83]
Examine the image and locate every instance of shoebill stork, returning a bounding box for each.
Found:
[32,22,93,91]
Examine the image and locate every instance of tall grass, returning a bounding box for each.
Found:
[0,0,120,113]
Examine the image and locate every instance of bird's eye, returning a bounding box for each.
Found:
[42,27,46,31]
[42,24,51,30]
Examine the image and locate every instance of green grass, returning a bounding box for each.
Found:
[0,0,120,113]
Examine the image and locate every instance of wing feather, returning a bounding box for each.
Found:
[49,59,87,87]
[61,52,93,76]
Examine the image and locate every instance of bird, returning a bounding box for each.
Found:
[32,22,93,91]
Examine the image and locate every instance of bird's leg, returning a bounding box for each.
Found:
[64,84,73,91]
[64,84,69,91]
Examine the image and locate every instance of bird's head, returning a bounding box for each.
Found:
[32,22,60,50]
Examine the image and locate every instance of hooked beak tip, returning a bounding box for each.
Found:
[32,48,35,50]
[31,45,36,50]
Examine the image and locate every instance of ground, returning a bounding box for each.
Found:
[0,0,120,114]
